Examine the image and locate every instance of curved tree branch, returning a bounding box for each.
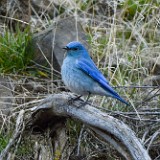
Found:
[29,93,151,160]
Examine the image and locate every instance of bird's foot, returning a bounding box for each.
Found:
[67,95,82,105]
[77,92,90,108]
[67,94,90,108]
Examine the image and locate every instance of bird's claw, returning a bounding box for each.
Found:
[67,95,82,105]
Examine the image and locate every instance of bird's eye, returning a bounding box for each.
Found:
[73,47,78,51]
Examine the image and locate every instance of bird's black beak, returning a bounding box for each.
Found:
[62,46,69,50]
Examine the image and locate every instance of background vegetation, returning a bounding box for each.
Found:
[0,0,160,159]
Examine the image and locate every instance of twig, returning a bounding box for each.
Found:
[114,85,160,89]
[76,124,85,156]
[0,110,25,160]
[0,15,30,25]
[147,129,160,152]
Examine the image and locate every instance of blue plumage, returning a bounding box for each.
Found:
[61,41,129,105]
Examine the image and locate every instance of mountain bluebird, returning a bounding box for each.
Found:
[61,41,129,105]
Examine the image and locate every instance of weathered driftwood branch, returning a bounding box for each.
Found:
[29,93,151,160]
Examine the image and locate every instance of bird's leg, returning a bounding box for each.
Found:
[67,95,82,105]
[67,93,91,107]
[78,92,91,108]
[85,92,91,102]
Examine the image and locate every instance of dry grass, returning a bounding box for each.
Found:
[0,0,160,159]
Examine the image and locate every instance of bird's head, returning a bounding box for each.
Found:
[63,41,88,57]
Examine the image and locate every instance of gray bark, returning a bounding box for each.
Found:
[30,93,151,160]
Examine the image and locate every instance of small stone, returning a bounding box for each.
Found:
[141,47,160,75]
[143,75,160,86]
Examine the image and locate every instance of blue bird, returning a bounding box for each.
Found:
[61,41,129,105]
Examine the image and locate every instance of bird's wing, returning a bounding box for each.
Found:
[76,59,122,99]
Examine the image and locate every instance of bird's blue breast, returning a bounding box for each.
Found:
[61,56,101,95]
